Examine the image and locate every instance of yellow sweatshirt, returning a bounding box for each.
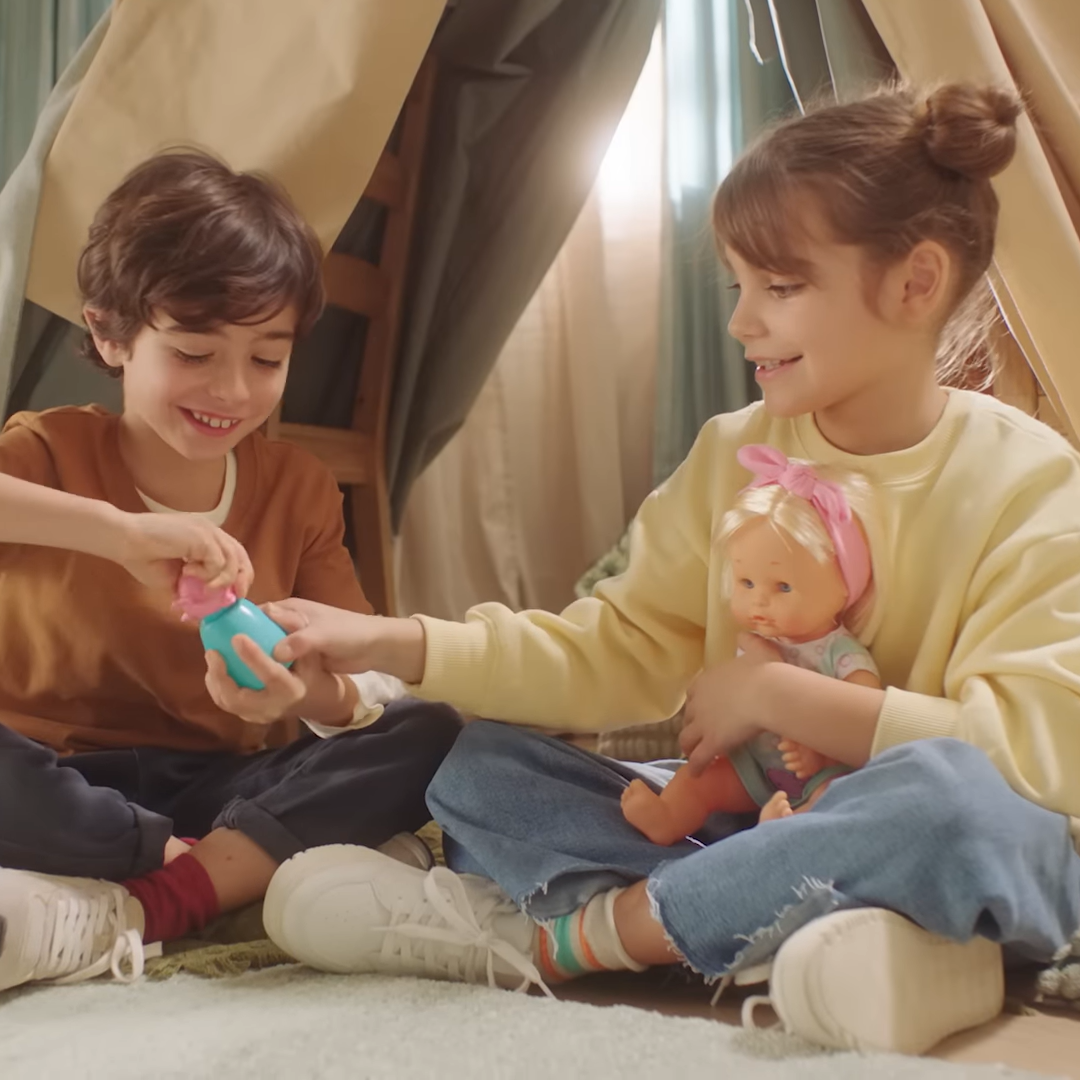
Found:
[415,389,1080,823]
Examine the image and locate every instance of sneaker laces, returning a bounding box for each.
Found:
[379,867,553,997]
[710,961,778,1030]
[38,881,145,985]
[1036,929,1080,1007]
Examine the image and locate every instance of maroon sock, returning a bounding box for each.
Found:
[123,853,221,944]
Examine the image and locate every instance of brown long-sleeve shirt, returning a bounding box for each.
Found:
[0,406,371,754]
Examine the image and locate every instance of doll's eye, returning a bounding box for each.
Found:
[778,582,792,593]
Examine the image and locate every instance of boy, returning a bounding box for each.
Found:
[0,152,460,992]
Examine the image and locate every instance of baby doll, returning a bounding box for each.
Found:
[620,444,881,845]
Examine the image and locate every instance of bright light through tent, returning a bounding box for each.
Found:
[597,26,663,215]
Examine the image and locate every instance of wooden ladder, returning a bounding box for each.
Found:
[266,59,436,616]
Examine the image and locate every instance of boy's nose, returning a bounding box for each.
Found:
[208,366,251,406]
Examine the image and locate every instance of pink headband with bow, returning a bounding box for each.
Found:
[737,444,871,609]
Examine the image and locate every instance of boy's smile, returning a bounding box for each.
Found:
[89,305,297,510]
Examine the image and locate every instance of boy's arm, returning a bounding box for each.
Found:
[0,461,252,593]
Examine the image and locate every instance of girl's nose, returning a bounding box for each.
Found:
[727,294,764,344]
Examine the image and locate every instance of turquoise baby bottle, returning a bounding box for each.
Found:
[199,598,293,691]
[174,576,293,692]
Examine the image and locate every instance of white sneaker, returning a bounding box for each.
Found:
[376,832,434,871]
[0,869,146,993]
[263,845,550,995]
[742,908,1004,1055]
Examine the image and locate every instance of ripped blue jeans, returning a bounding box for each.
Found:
[426,722,1080,977]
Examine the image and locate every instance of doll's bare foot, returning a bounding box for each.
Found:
[621,779,686,846]
[759,790,793,823]
[778,738,833,781]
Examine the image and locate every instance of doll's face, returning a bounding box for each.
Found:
[727,517,848,643]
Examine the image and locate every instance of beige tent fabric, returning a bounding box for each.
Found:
[863,0,1080,444]
[395,40,663,620]
[24,0,445,325]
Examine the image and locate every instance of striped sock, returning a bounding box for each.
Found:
[535,888,648,982]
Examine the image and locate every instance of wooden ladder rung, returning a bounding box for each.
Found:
[322,252,388,318]
[275,423,377,485]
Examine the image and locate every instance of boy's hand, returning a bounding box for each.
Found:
[118,513,253,596]
[265,599,426,684]
[679,633,783,775]
[204,634,358,727]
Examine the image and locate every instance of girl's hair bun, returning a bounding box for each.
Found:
[919,83,1022,181]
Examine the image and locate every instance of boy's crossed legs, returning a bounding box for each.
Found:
[0,701,460,991]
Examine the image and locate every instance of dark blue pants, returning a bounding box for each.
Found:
[0,700,461,880]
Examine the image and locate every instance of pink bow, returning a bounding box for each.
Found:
[736,444,871,609]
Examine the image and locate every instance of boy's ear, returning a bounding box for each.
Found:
[83,307,129,369]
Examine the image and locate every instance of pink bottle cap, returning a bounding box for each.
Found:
[173,575,237,622]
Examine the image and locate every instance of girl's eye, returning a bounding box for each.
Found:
[726,282,741,293]
[254,357,285,370]
[767,283,803,299]
[175,350,211,364]
[778,582,792,593]
[740,578,755,589]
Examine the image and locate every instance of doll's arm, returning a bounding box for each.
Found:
[844,669,882,690]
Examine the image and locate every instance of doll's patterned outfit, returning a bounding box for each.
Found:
[730,627,879,808]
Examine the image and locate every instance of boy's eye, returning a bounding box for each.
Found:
[767,283,803,299]
[175,350,211,364]
[778,582,792,593]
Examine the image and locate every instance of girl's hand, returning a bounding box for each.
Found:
[204,634,358,727]
[118,513,253,595]
[266,598,427,684]
[679,633,783,775]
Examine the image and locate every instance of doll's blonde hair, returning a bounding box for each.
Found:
[715,461,875,630]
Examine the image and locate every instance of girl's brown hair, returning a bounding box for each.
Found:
[713,83,1022,384]
[78,150,325,375]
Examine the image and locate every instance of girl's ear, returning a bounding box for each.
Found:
[898,241,953,324]
[83,307,129,369]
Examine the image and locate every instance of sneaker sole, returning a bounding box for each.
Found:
[769,909,1004,1055]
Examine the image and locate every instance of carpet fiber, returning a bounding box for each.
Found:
[0,967,1055,1079]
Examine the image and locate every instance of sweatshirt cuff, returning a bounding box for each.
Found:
[302,672,406,739]
[411,615,494,706]
[871,686,961,757]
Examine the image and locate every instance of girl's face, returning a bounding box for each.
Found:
[728,517,847,643]
[93,307,296,463]
[724,226,945,451]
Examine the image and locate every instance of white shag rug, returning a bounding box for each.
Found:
[0,968,1055,1080]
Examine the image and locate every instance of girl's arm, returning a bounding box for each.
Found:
[0,472,252,593]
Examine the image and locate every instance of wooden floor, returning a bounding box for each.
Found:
[551,968,1080,1078]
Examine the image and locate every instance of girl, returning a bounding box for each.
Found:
[262,84,1080,1055]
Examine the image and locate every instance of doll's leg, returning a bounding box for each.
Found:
[778,738,837,780]
[622,756,758,845]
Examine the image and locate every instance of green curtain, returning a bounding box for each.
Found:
[0,0,111,187]
[651,0,794,485]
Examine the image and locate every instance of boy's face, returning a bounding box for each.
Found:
[91,307,296,461]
